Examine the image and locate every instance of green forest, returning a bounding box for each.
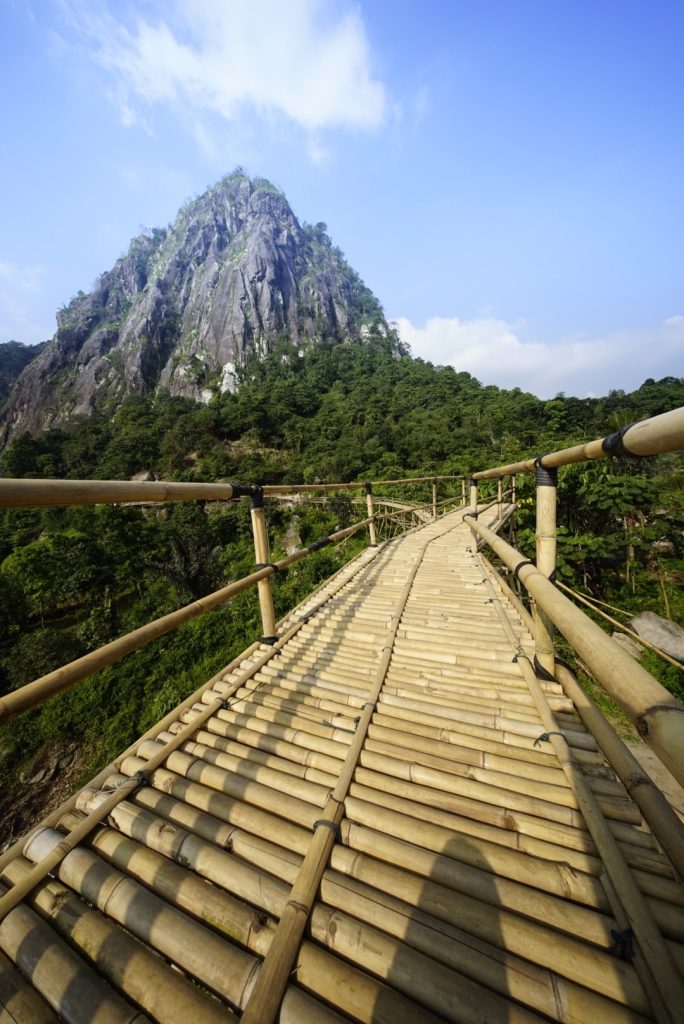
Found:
[0,334,682,840]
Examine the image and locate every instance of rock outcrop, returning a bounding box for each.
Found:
[1,172,388,444]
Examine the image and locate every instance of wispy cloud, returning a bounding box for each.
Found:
[395,314,684,398]
[60,0,386,149]
[0,261,52,344]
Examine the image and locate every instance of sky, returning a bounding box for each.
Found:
[1,0,683,399]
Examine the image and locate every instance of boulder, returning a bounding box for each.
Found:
[629,611,684,663]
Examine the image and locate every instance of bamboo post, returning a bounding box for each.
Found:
[461,478,466,505]
[365,483,378,546]
[534,461,557,678]
[512,474,516,505]
[432,479,437,519]
[250,487,277,643]
[497,478,503,505]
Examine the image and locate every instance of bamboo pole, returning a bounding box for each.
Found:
[365,483,377,545]
[240,525,456,1024]
[250,487,277,642]
[465,514,684,789]
[477,555,683,1023]
[553,661,684,878]
[262,474,460,495]
[535,462,557,677]
[0,881,147,1024]
[0,947,57,1024]
[0,478,255,508]
[0,515,374,724]
[473,407,684,479]
[1,856,234,1024]
[432,479,437,519]
[557,581,684,671]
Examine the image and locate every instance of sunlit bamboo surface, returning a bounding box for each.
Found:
[1,502,683,1024]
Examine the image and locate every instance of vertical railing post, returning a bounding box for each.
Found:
[432,478,437,519]
[512,474,516,506]
[469,477,478,545]
[497,477,503,506]
[365,482,378,546]
[461,478,466,506]
[250,486,277,643]
[534,460,557,677]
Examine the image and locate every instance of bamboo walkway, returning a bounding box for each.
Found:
[2,506,683,1024]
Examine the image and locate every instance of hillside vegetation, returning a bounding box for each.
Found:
[0,335,682,841]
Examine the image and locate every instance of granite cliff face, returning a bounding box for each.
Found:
[1,172,387,443]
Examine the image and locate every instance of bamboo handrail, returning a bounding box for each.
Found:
[464,513,684,789]
[472,406,684,479]
[477,556,683,1024]
[0,478,254,507]
[262,474,460,495]
[0,516,374,725]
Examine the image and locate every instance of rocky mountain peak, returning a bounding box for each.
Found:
[0,170,388,444]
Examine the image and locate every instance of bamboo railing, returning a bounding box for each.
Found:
[466,405,684,788]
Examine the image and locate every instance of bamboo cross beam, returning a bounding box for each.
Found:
[0,478,256,507]
[472,406,684,479]
[464,513,684,788]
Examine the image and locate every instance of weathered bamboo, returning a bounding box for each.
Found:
[473,407,684,479]
[557,581,684,670]
[0,515,374,724]
[535,462,557,676]
[477,556,684,1024]
[432,479,437,518]
[466,514,684,788]
[1,856,234,1024]
[0,947,57,1024]
[262,474,459,495]
[497,478,503,503]
[240,528,448,1024]
[365,482,378,545]
[0,881,147,1024]
[553,661,684,879]
[250,487,278,641]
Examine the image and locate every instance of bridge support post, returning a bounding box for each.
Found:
[365,482,378,545]
[534,461,557,677]
[461,478,466,505]
[432,479,437,519]
[469,478,478,545]
[250,487,277,642]
[512,474,516,505]
[497,478,503,505]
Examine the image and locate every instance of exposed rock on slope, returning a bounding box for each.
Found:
[1,172,387,444]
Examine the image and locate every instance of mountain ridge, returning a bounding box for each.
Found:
[0,171,389,445]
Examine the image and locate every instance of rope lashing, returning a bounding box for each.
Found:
[610,928,636,961]
[313,819,340,838]
[533,731,566,748]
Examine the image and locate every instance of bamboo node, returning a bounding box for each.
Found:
[610,927,636,961]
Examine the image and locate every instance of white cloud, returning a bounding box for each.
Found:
[0,262,52,344]
[395,314,684,398]
[61,0,386,145]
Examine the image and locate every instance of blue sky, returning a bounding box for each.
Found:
[1,0,682,398]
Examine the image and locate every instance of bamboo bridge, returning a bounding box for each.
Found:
[0,408,683,1024]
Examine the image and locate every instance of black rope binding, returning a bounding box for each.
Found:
[255,562,280,573]
[513,559,535,581]
[533,655,557,681]
[313,818,341,838]
[308,537,332,553]
[602,423,637,458]
[533,731,565,748]
[610,928,636,962]
[259,635,278,646]
[229,482,259,499]
[133,770,149,789]
[249,485,265,509]
[534,459,558,487]
[365,480,373,495]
